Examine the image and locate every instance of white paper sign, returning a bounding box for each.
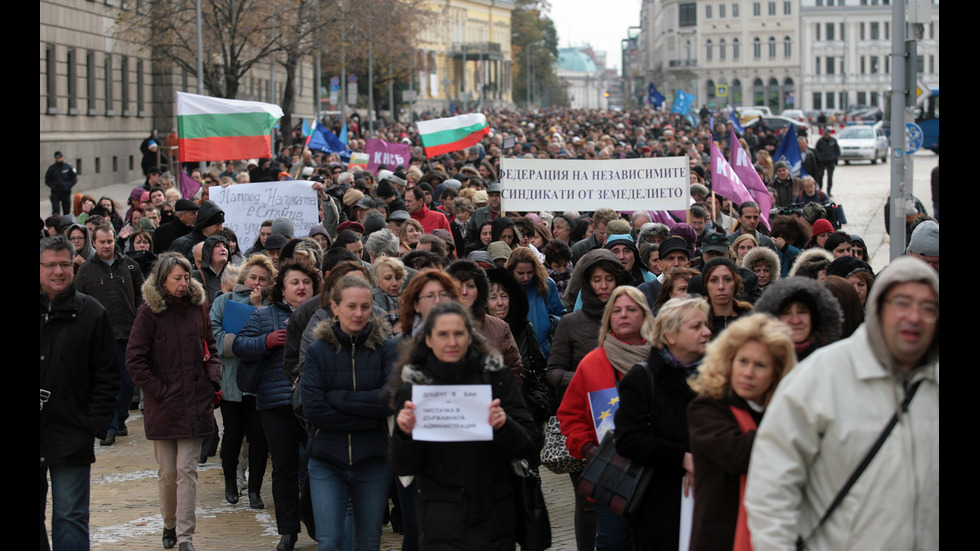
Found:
[498,157,690,212]
[209,181,319,244]
[411,384,493,442]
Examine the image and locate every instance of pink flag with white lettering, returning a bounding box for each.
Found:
[365,138,411,175]
[710,141,753,208]
[730,129,772,229]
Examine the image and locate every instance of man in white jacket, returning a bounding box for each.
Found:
[744,257,939,551]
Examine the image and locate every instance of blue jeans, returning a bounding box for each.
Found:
[308,456,392,551]
[41,462,90,551]
[595,502,632,551]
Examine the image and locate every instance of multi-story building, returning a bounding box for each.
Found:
[413,0,515,112]
[799,0,939,112]
[41,0,316,194]
[557,46,611,110]
[640,0,800,112]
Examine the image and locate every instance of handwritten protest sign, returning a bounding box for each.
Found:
[209,181,318,242]
[498,157,689,212]
[411,384,493,442]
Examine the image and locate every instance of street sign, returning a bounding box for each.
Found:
[716,85,728,97]
[905,122,924,154]
[402,90,417,102]
[915,78,931,106]
[348,74,358,83]
[330,76,340,86]
[347,82,358,105]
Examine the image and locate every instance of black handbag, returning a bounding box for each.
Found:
[511,459,552,551]
[575,362,656,520]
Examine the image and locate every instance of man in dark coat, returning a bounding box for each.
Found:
[74,223,144,446]
[44,151,78,216]
[40,236,120,550]
[815,130,841,196]
[169,200,225,262]
[154,199,199,253]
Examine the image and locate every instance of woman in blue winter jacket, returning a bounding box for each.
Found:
[234,259,321,551]
[301,275,398,551]
[504,246,566,360]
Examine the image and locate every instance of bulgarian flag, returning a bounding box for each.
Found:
[349,152,369,168]
[416,113,490,158]
[177,92,283,163]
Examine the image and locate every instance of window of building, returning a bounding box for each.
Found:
[129,156,134,170]
[871,91,879,106]
[46,44,58,114]
[860,56,866,74]
[840,23,845,41]
[816,0,823,5]
[860,22,865,40]
[720,39,727,60]
[733,38,740,59]
[105,54,114,115]
[871,22,880,39]
[885,55,889,73]
[857,91,867,104]
[870,56,879,74]
[113,156,118,172]
[929,22,934,39]
[680,3,697,26]
[826,56,835,74]
[67,48,78,114]
[916,55,925,73]
[706,4,712,18]
[706,79,716,104]
[753,78,765,105]
[720,4,726,17]
[95,157,101,174]
[813,92,822,110]
[706,39,713,61]
[784,36,791,58]
[826,23,835,41]
[783,1,791,14]
[768,1,776,15]
[733,2,739,16]
[86,51,97,115]
[137,59,145,116]
[884,21,889,39]
[120,56,130,116]
[839,92,847,110]
[753,37,761,59]
[753,2,761,16]
[929,55,935,74]
[815,56,821,75]
[825,92,835,109]
[816,23,821,41]
[732,79,743,104]
[768,37,776,58]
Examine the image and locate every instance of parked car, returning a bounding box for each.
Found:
[837,123,889,164]
[781,109,806,123]
[744,115,810,136]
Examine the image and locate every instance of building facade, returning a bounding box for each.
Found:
[640,0,800,112]
[412,0,515,113]
[41,0,316,194]
[799,0,939,111]
[557,47,611,110]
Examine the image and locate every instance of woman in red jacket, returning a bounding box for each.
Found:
[557,286,656,551]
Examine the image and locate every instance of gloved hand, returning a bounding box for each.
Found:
[265,329,287,349]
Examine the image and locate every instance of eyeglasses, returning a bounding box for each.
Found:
[417,292,450,302]
[884,297,939,322]
[41,261,73,270]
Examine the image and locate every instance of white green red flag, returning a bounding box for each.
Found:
[349,152,369,168]
[177,92,283,163]
[416,113,490,158]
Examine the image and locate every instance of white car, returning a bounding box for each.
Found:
[837,124,888,164]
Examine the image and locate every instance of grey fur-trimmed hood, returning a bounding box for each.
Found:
[400,351,506,385]
[742,246,781,284]
[788,247,833,278]
[142,269,207,313]
[312,314,393,351]
[754,276,843,344]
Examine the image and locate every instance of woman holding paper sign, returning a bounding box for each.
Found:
[301,274,398,551]
[388,302,539,550]
[557,286,655,551]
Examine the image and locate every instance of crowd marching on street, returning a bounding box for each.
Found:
[42,104,938,551]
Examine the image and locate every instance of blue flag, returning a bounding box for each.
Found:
[587,387,620,443]
[647,82,665,108]
[339,123,348,146]
[307,121,346,154]
[729,110,745,134]
[672,89,694,115]
[301,118,311,137]
[773,123,803,177]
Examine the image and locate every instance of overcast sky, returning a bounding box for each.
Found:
[547,0,642,71]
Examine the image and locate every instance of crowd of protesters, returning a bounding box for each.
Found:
[42,105,938,551]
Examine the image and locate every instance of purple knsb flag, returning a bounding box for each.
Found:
[365,138,411,174]
[730,129,772,229]
[710,141,753,208]
[179,169,202,200]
